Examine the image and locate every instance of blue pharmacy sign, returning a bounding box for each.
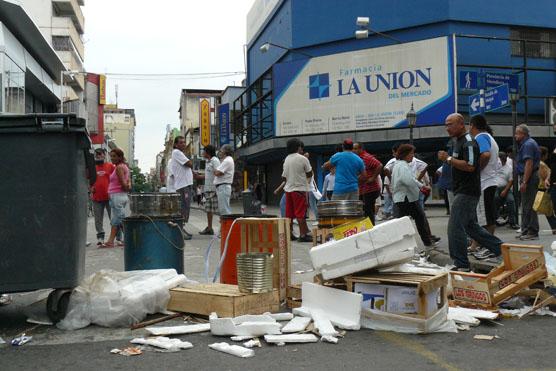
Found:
[218,103,230,146]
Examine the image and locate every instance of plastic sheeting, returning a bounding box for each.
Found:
[58,269,189,330]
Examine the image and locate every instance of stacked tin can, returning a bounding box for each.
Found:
[236,253,273,293]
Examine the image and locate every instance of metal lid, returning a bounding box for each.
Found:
[317,200,364,217]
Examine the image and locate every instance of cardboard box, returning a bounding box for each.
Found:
[331,217,373,240]
[354,283,386,311]
[354,283,439,315]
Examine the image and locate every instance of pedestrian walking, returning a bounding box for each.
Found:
[323,139,366,201]
[538,146,556,233]
[168,136,194,240]
[380,144,400,220]
[494,152,518,229]
[214,144,235,216]
[195,144,220,235]
[514,124,541,240]
[354,142,383,224]
[438,113,502,271]
[391,144,437,248]
[282,138,313,242]
[322,167,335,200]
[102,148,131,248]
[91,148,115,246]
[304,152,322,220]
[468,115,500,258]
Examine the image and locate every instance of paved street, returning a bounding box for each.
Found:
[1,204,556,370]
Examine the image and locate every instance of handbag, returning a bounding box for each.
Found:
[533,190,554,215]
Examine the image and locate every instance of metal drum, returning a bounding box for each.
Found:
[236,253,273,294]
[317,200,364,228]
[129,192,181,217]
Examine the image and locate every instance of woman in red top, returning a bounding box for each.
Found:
[102,149,131,248]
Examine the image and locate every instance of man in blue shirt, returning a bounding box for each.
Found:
[323,139,366,200]
[515,124,541,240]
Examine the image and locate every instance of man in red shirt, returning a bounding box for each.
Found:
[91,148,115,246]
[354,142,383,224]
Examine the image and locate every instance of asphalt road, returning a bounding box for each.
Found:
[1,203,556,370]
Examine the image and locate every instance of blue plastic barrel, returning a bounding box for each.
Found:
[123,216,184,274]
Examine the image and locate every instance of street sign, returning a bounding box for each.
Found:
[469,91,482,116]
[485,73,519,94]
[484,84,510,112]
[459,70,478,90]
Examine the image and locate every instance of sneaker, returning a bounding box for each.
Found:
[297,234,313,243]
[519,234,539,241]
[199,228,214,235]
[96,239,104,247]
[431,235,441,243]
[515,228,522,235]
[473,248,495,260]
[508,224,520,230]
[496,217,508,226]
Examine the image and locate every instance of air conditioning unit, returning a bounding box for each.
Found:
[549,98,556,131]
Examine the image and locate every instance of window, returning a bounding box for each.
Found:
[52,36,73,52]
[511,28,556,58]
[3,55,25,114]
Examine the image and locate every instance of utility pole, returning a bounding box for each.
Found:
[510,92,520,225]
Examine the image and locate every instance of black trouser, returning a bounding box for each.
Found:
[360,190,381,225]
[394,198,432,245]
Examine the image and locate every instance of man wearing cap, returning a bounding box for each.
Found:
[323,139,366,201]
[91,148,115,246]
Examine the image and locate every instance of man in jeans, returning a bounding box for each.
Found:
[438,113,502,271]
[515,124,541,240]
[168,136,193,239]
[91,148,115,246]
[195,144,220,235]
[354,142,382,224]
[494,152,518,229]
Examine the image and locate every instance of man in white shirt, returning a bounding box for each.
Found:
[168,136,193,239]
[195,144,220,235]
[214,144,235,216]
[494,151,518,229]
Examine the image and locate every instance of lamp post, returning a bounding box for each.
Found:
[406,102,417,145]
[259,42,312,58]
[354,17,402,44]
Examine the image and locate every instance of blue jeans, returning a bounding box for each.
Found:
[448,193,502,269]
[280,193,286,218]
[383,192,393,215]
[308,192,318,219]
[494,186,517,226]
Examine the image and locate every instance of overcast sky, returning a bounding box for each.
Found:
[83,0,255,170]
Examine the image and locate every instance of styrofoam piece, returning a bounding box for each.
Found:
[243,338,262,348]
[145,323,210,336]
[360,303,458,334]
[131,337,193,351]
[230,335,255,342]
[292,307,311,317]
[233,314,276,324]
[447,311,480,326]
[448,307,499,320]
[300,282,362,330]
[208,342,255,358]
[264,312,294,321]
[310,217,416,280]
[281,316,311,333]
[264,334,319,343]
[321,335,338,344]
[311,309,339,337]
[209,313,281,336]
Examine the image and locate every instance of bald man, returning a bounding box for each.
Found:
[438,113,502,271]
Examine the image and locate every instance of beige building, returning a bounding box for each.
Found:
[104,104,136,164]
[20,0,86,116]
[178,89,221,159]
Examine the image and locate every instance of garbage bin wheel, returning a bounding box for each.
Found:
[46,289,72,323]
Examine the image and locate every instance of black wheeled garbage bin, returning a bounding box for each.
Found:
[0,114,95,321]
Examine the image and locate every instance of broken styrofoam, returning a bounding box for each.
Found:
[264,334,319,344]
[311,309,339,337]
[230,335,255,342]
[448,307,499,320]
[447,311,480,327]
[130,337,193,351]
[321,335,338,344]
[243,338,262,348]
[499,306,556,318]
[264,312,294,321]
[208,342,255,358]
[145,323,210,336]
[295,282,362,330]
[281,316,311,333]
[360,303,458,334]
[310,217,416,280]
[209,313,282,336]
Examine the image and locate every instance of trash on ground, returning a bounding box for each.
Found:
[473,334,496,341]
[114,347,143,356]
[208,342,255,358]
[264,312,294,321]
[131,313,183,330]
[499,306,556,318]
[243,338,261,348]
[447,307,499,326]
[145,323,210,336]
[311,309,339,337]
[11,334,32,346]
[130,336,193,351]
[281,316,311,333]
[230,335,255,341]
[264,334,319,344]
[58,269,188,330]
[27,317,54,326]
[209,312,281,336]
[321,335,339,344]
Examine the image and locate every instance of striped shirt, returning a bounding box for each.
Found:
[451,132,481,197]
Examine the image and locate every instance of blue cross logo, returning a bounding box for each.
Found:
[309,73,330,100]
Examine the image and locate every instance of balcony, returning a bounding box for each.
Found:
[58,50,85,91]
[53,0,85,34]
[52,17,84,60]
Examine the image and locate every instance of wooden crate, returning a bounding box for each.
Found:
[450,244,547,307]
[312,227,334,247]
[313,274,347,291]
[286,284,302,309]
[238,218,291,301]
[345,272,448,319]
[167,283,279,318]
